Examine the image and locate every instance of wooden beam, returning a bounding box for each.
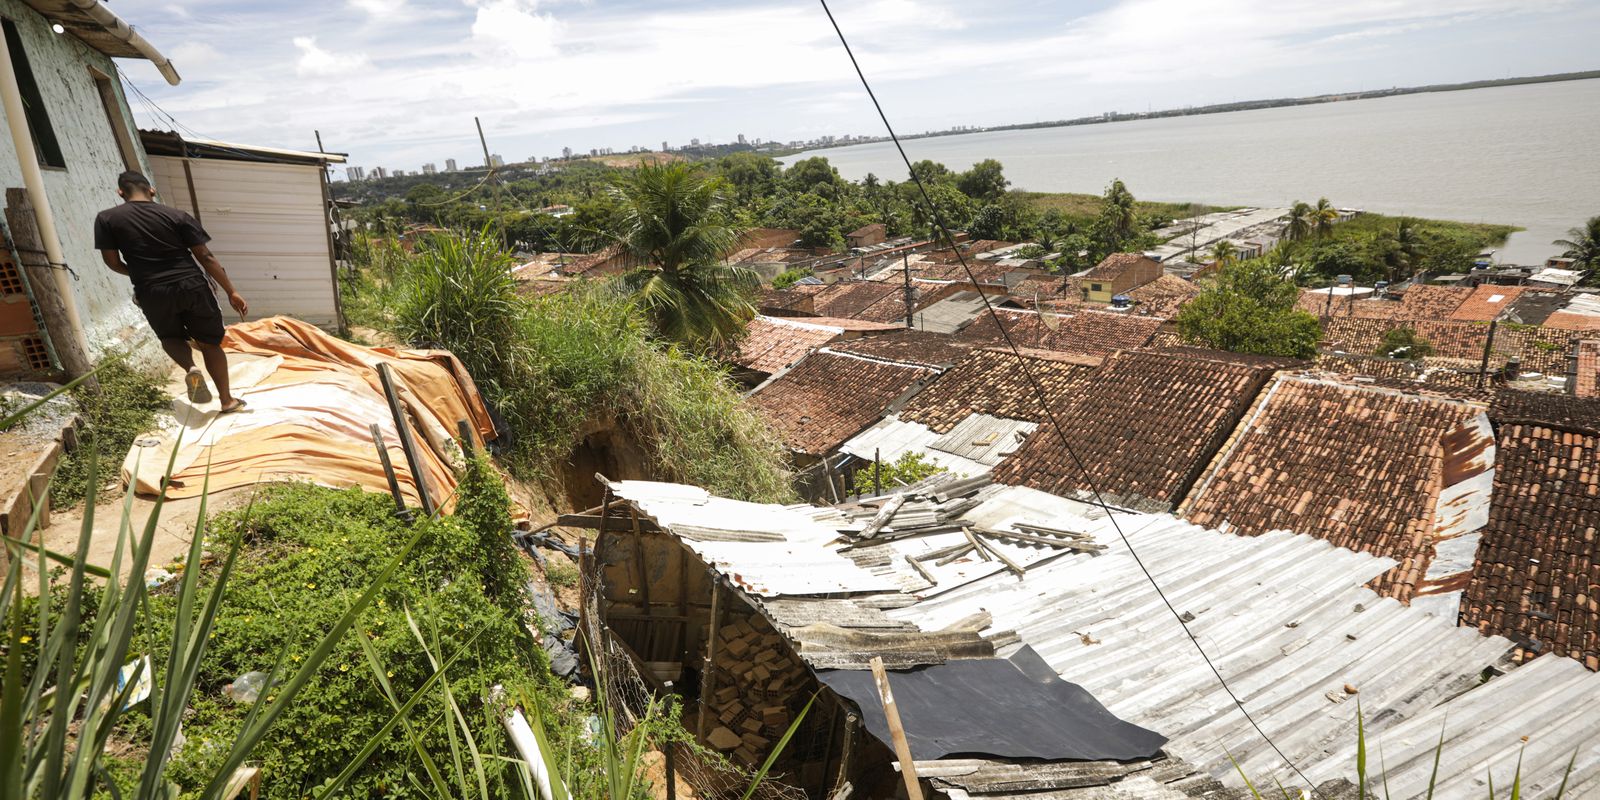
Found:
[555,513,661,533]
[858,493,907,539]
[869,657,924,800]
[696,579,724,742]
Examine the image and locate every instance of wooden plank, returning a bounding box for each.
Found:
[555,513,661,533]
[696,579,724,742]
[858,493,907,539]
[967,529,1025,576]
[869,657,925,800]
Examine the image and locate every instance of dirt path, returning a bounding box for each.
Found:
[36,486,258,588]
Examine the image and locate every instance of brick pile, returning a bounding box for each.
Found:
[703,613,809,765]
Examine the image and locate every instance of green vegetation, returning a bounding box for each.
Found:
[362,229,792,502]
[609,162,760,349]
[1286,210,1517,285]
[52,356,169,507]
[1553,215,1599,282]
[852,452,946,496]
[1176,259,1322,359]
[769,267,814,289]
[1375,327,1435,359]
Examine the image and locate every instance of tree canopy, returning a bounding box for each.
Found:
[1176,258,1322,358]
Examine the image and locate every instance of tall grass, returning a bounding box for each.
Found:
[382,230,793,502]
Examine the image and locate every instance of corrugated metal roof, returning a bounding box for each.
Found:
[609,477,1600,796]
[840,415,992,477]
[929,414,1036,465]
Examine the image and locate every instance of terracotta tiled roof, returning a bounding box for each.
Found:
[1399,285,1474,320]
[1124,274,1200,319]
[556,245,627,277]
[1492,390,1600,435]
[1295,291,1407,320]
[1578,340,1600,399]
[812,282,904,319]
[955,308,1162,358]
[1462,396,1600,668]
[1449,285,1528,322]
[851,289,920,324]
[776,316,901,332]
[746,350,937,456]
[1544,311,1600,331]
[990,348,1282,512]
[733,316,845,375]
[826,330,971,369]
[1182,376,1481,600]
[1083,252,1153,281]
[900,347,1102,433]
[1322,318,1495,361]
[759,284,827,314]
[922,240,1014,264]
[1312,354,1497,401]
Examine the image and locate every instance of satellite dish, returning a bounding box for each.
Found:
[1038,295,1062,330]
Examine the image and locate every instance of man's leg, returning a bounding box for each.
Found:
[194,341,235,408]
[158,338,195,370]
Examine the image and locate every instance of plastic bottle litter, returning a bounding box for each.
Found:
[223,671,270,704]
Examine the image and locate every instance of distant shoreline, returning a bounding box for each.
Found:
[779,70,1600,156]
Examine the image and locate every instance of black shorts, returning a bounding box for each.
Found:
[135,276,225,345]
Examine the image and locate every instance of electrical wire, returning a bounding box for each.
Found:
[814,0,1319,793]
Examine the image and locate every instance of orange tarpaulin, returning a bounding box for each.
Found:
[122,317,497,510]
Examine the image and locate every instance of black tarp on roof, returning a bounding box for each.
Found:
[816,646,1166,762]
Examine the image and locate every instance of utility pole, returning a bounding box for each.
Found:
[902,248,914,329]
[1476,319,1498,390]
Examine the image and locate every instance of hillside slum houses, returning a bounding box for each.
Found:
[550,244,1600,796]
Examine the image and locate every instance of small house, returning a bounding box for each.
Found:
[1080,252,1162,303]
[142,130,347,330]
[845,222,886,249]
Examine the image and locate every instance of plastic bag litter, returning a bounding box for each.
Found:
[223,671,270,704]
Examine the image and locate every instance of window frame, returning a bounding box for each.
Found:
[1,17,67,169]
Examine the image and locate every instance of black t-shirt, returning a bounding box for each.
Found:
[93,201,211,290]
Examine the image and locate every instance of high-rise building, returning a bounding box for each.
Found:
[690,138,700,147]
[489,154,505,168]
[737,133,746,145]
[372,166,388,179]
[562,147,572,159]
[661,140,669,152]
[422,163,437,175]
[391,169,404,177]
[345,166,365,182]
[445,158,458,172]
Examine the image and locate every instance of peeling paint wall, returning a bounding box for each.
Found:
[0,0,162,368]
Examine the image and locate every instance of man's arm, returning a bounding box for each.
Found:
[100,250,130,276]
[191,244,248,317]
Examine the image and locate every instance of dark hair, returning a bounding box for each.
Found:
[117,171,153,195]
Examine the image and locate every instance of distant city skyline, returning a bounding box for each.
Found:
[110,0,1600,172]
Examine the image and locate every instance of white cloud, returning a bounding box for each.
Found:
[348,0,407,15]
[470,0,561,59]
[292,36,371,77]
[168,41,222,69]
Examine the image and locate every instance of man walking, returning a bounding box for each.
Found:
[95,171,249,412]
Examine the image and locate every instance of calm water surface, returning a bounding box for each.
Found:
[787,79,1600,265]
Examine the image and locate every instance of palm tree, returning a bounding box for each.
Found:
[609,162,758,349]
[1311,197,1339,239]
[1208,239,1238,267]
[1284,200,1312,242]
[1554,215,1600,276]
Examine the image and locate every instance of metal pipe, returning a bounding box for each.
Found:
[0,26,90,357]
[63,0,182,85]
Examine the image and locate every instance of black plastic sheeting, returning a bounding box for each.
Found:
[816,646,1167,762]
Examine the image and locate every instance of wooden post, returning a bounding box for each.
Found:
[873,447,882,496]
[26,471,48,529]
[369,423,411,521]
[377,362,433,516]
[835,711,860,792]
[696,578,724,742]
[4,188,93,384]
[869,656,924,800]
[902,249,914,329]
[675,546,690,667]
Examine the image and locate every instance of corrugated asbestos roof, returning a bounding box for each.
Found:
[607,476,1600,796]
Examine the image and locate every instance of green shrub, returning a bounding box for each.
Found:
[770,268,813,290]
[852,452,946,496]
[52,355,169,506]
[134,481,552,799]
[1375,327,1435,359]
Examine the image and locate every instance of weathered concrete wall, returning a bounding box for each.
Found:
[0,0,161,367]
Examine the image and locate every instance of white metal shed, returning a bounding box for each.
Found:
[142,131,346,330]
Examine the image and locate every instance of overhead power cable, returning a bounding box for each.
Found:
[813,0,1318,794]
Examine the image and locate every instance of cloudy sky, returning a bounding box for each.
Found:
[109,0,1598,174]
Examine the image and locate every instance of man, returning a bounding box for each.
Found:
[95,171,249,412]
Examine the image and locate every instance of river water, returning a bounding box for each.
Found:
[786,79,1600,266]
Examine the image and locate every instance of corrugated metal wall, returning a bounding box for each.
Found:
[148,155,340,329]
